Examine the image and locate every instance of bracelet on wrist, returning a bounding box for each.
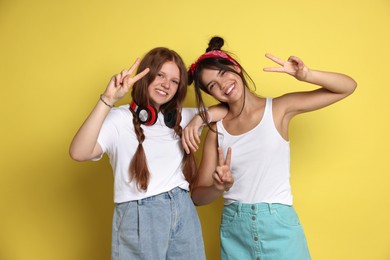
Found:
[99,94,114,108]
[206,110,212,124]
[197,110,212,125]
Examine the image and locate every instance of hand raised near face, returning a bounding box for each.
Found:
[102,58,150,105]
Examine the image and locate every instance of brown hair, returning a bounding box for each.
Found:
[129,47,196,191]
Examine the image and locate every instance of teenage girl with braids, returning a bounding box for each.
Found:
[69,47,226,260]
[187,37,357,260]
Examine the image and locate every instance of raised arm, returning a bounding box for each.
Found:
[263,54,357,119]
[69,59,149,161]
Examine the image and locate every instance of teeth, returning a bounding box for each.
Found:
[225,84,235,95]
[156,89,167,95]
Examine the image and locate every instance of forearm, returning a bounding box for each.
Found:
[69,98,111,161]
[302,69,357,96]
[191,185,224,205]
[206,103,228,123]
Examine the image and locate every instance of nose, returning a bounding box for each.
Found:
[161,78,170,89]
[219,82,227,91]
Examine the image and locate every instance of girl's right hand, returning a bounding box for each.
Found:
[213,147,234,192]
[102,58,150,105]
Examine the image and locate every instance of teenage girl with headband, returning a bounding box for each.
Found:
[69,47,227,260]
[187,36,357,259]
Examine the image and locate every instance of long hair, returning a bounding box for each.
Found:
[189,36,256,125]
[129,47,196,191]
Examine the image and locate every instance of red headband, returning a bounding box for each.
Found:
[189,50,239,76]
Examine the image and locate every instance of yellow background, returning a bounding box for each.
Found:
[1,0,389,259]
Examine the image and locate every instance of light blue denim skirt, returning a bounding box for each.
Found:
[220,202,311,260]
[111,187,205,260]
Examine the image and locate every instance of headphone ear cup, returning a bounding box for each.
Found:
[164,110,181,129]
[130,101,157,126]
[142,105,157,126]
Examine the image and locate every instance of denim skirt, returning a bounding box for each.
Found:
[220,202,311,260]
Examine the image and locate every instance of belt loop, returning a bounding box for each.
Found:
[268,203,274,214]
[167,189,173,200]
[137,199,142,206]
[237,203,242,217]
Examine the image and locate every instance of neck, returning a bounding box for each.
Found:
[227,89,262,120]
[227,88,257,118]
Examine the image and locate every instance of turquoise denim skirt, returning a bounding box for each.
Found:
[220,202,311,260]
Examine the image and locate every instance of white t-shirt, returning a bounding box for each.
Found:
[96,105,198,203]
[217,98,293,205]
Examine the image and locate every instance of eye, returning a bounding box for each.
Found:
[220,70,226,76]
[208,83,215,91]
[172,80,179,85]
[157,72,164,78]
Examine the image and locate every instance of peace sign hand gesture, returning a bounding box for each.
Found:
[263,53,309,81]
[213,147,234,192]
[102,58,150,105]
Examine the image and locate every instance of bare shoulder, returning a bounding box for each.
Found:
[272,95,290,115]
[272,92,312,118]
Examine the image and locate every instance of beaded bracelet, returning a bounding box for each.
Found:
[99,94,114,108]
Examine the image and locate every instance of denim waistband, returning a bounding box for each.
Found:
[225,202,291,213]
[137,187,186,204]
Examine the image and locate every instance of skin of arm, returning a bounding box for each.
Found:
[69,100,111,161]
[191,124,233,205]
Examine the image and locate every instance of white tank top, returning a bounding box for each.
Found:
[217,98,293,205]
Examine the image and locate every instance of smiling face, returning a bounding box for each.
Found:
[200,66,244,104]
[148,61,180,111]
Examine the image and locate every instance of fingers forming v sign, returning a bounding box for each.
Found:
[263,53,308,80]
[214,147,233,192]
[105,58,150,103]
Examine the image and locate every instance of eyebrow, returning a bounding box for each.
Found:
[159,70,180,82]
[205,69,224,88]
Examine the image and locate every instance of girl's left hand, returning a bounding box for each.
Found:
[263,53,309,81]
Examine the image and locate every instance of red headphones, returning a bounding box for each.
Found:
[130,100,158,126]
[129,100,181,128]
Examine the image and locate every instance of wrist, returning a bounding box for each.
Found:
[206,110,212,123]
[298,68,312,82]
[213,182,226,193]
[197,110,211,125]
[99,94,115,108]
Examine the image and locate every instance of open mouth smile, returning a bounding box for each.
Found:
[225,83,235,95]
[155,89,168,96]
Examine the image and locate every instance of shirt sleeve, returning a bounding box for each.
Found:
[180,108,199,128]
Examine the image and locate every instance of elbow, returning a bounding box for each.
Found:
[350,79,358,94]
[339,77,357,98]
[190,188,210,206]
[190,190,203,206]
[69,147,88,162]
[69,151,83,162]
[346,77,358,96]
